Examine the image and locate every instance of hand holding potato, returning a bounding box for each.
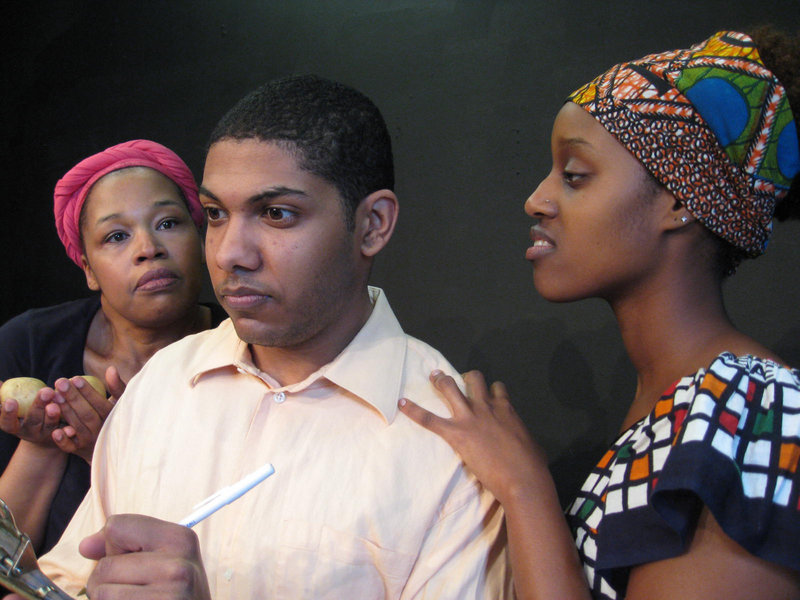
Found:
[0,378,62,446]
[0,373,116,462]
[0,377,47,418]
[50,373,115,463]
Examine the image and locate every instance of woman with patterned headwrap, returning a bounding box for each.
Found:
[399,28,800,599]
[0,140,225,555]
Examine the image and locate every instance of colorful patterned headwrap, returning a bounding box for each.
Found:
[54,139,204,266]
[568,31,800,256]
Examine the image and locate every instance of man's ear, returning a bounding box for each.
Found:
[356,189,399,257]
[81,254,100,291]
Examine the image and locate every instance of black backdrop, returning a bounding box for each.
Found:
[3,0,800,504]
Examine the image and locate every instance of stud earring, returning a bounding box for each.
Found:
[681,216,688,223]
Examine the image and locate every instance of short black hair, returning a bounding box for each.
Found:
[208,75,394,229]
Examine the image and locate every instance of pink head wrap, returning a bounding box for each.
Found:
[54,139,204,266]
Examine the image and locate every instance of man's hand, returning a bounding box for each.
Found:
[79,514,211,600]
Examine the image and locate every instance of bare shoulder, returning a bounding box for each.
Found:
[712,333,788,367]
[625,508,800,600]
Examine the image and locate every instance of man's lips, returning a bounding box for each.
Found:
[525,226,556,261]
[218,285,272,310]
[135,268,179,291]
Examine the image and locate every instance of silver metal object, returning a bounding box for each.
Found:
[0,499,73,599]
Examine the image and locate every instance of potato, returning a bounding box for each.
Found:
[78,375,106,397]
[0,375,108,419]
[0,377,46,418]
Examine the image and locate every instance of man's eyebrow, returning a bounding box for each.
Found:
[198,185,309,204]
[198,185,218,201]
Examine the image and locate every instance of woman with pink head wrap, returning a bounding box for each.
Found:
[400,28,800,599]
[53,139,206,268]
[0,140,224,556]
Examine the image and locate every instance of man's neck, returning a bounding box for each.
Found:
[248,288,375,386]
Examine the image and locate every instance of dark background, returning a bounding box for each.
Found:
[3,0,800,504]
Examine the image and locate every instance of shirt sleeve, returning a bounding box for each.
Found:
[38,493,105,596]
[651,354,800,573]
[401,474,513,599]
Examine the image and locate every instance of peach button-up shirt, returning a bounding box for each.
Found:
[40,287,511,599]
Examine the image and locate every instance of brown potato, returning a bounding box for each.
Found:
[0,377,46,418]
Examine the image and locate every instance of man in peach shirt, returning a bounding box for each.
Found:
[28,76,510,599]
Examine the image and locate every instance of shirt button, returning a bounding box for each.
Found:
[274,391,286,403]
[224,568,234,581]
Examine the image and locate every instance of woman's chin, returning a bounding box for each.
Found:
[120,295,198,329]
[532,277,585,304]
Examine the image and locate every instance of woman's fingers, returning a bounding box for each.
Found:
[50,377,114,462]
[2,387,61,444]
[420,369,499,419]
[429,369,479,416]
[0,397,20,435]
[56,378,107,430]
[489,379,509,400]
[401,370,544,503]
[54,380,95,440]
[72,376,113,419]
[397,397,450,435]
[400,369,497,447]
[52,426,80,454]
[488,380,516,418]
[105,365,126,402]
[464,370,497,409]
[40,389,63,429]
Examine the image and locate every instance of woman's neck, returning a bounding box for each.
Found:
[608,265,759,430]
[84,301,210,384]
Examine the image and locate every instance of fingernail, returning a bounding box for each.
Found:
[431,369,443,378]
[72,377,85,388]
[398,398,407,407]
[56,379,70,393]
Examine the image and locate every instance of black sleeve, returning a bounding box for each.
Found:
[0,310,36,381]
[0,298,97,473]
[0,311,38,471]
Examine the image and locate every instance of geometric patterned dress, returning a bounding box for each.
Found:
[567,352,800,599]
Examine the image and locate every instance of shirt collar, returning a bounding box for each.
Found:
[187,287,407,423]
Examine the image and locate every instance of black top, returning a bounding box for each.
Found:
[0,295,227,553]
